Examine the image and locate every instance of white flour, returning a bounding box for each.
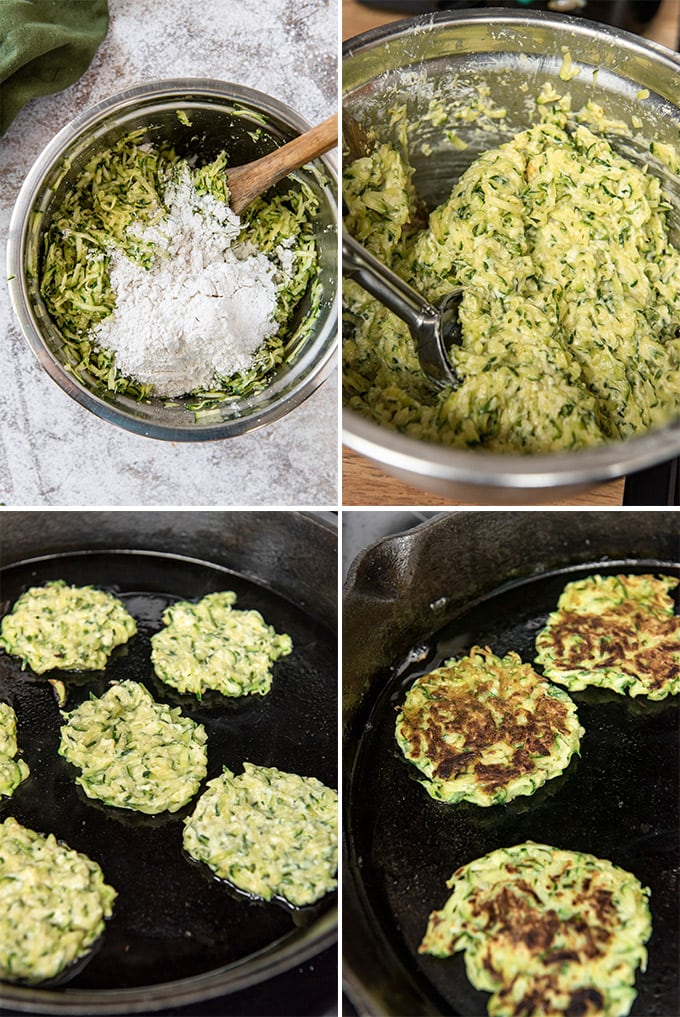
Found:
[94,168,280,397]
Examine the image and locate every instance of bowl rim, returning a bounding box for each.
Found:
[7,77,338,442]
[344,413,680,491]
[342,8,680,491]
[342,4,680,69]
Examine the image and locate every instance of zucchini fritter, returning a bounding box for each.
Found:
[0,580,136,673]
[59,680,207,814]
[395,646,583,806]
[151,590,292,698]
[0,702,29,798]
[183,763,338,906]
[420,841,651,1017]
[0,817,116,984]
[535,574,680,700]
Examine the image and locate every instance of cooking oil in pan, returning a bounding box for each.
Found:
[347,561,679,1017]
[0,549,337,992]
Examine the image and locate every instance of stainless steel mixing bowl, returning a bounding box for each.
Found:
[342,9,680,503]
[8,79,337,441]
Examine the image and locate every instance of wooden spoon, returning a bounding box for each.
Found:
[226,112,338,215]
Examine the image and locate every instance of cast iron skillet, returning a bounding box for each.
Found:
[0,511,337,1015]
[343,511,679,1017]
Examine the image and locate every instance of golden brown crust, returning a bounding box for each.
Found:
[536,574,680,699]
[397,653,572,795]
[420,842,651,1017]
[544,608,680,692]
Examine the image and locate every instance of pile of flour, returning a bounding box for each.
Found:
[94,168,280,397]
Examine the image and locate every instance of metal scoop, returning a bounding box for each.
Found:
[342,229,463,389]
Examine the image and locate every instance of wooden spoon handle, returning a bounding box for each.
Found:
[227,112,338,215]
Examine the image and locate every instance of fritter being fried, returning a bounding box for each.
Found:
[151,590,292,698]
[0,581,136,673]
[183,763,338,906]
[395,646,583,806]
[0,702,29,798]
[420,842,651,1017]
[59,680,207,814]
[0,817,116,984]
[535,574,680,700]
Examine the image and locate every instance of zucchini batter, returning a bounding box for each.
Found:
[183,762,338,906]
[0,702,29,798]
[343,115,680,452]
[151,590,293,699]
[59,680,208,814]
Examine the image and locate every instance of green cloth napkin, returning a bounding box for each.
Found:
[0,0,109,136]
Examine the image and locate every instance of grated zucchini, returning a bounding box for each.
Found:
[40,131,321,409]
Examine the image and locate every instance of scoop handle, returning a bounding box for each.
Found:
[342,230,461,388]
[342,229,437,332]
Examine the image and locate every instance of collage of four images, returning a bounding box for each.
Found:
[1,0,680,1016]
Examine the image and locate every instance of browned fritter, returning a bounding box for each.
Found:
[395,647,583,805]
[536,574,680,699]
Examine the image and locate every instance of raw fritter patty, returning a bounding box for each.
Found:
[0,816,116,984]
[183,763,338,906]
[151,590,293,698]
[420,841,651,1017]
[59,680,207,814]
[395,646,583,806]
[0,702,29,798]
[0,580,137,673]
[535,574,680,700]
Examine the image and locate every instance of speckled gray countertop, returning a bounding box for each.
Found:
[0,0,338,506]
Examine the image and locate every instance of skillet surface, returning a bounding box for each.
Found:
[0,549,337,993]
[346,560,679,1017]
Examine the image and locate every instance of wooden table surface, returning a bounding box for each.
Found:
[341,0,678,507]
[343,448,628,506]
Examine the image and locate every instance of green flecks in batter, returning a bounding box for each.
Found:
[343,114,680,452]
